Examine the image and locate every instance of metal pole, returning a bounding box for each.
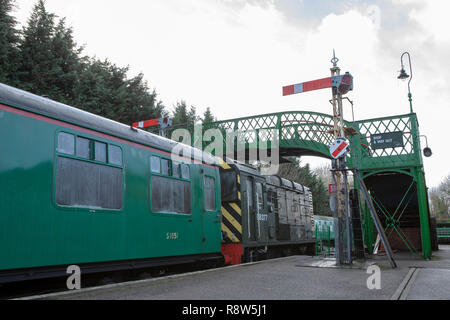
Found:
[354,169,397,268]
[415,167,432,259]
[328,225,331,256]
[336,80,352,264]
[330,51,351,264]
[342,160,352,264]
[400,52,413,114]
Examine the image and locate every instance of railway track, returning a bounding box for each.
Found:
[1,262,216,300]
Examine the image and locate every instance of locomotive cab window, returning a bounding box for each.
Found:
[55,132,123,210]
[219,169,239,202]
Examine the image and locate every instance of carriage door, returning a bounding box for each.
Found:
[200,165,222,253]
[245,176,257,241]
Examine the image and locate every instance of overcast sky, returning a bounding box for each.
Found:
[11,0,450,188]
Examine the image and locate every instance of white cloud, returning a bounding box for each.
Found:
[12,0,450,187]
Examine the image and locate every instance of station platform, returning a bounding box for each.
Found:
[20,245,450,300]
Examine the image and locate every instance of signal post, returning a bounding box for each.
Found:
[282,51,354,265]
[329,53,353,265]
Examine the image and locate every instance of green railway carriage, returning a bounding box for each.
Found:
[0,83,223,283]
[314,216,335,240]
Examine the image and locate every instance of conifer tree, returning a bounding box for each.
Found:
[51,17,84,104]
[0,0,21,85]
[172,100,198,127]
[74,58,164,125]
[202,107,216,124]
[18,0,59,95]
[8,0,165,126]
[172,100,188,125]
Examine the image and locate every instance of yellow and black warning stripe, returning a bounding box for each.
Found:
[222,172,242,243]
[237,173,241,201]
[216,157,243,243]
[222,201,242,243]
[217,157,231,170]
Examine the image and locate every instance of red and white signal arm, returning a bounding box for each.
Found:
[330,138,349,159]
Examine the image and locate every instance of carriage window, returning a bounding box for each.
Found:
[181,164,190,179]
[150,155,191,214]
[108,145,123,166]
[55,157,123,209]
[151,156,161,173]
[204,176,216,211]
[161,158,170,175]
[76,137,90,159]
[172,162,180,178]
[56,133,124,210]
[94,141,107,162]
[151,175,191,214]
[58,132,75,155]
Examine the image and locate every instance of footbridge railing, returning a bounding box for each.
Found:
[201,111,349,160]
[198,111,423,170]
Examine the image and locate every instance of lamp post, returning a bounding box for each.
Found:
[398,52,413,113]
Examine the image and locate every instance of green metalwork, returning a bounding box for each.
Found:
[199,111,347,159]
[369,186,419,258]
[415,166,431,259]
[347,113,420,171]
[347,113,430,259]
[197,110,432,259]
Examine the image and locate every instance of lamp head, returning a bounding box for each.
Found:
[423,147,432,158]
[398,68,410,80]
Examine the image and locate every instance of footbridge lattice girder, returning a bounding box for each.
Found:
[201,111,347,161]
